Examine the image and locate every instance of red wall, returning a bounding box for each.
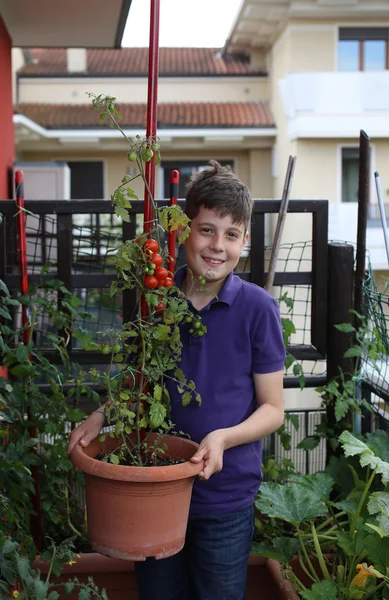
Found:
[0,16,14,200]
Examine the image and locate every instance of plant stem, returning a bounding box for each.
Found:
[363,580,387,599]
[311,522,331,581]
[350,469,376,536]
[45,545,56,584]
[316,514,346,532]
[297,551,317,585]
[297,529,321,583]
[64,485,82,537]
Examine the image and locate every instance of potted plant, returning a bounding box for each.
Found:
[1,535,108,600]
[69,94,205,561]
[253,429,389,599]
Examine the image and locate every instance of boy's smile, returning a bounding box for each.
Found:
[183,207,248,296]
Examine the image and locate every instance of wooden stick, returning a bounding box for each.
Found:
[265,156,296,291]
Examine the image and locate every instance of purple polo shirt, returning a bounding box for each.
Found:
[166,267,286,514]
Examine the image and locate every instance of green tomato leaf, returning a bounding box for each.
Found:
[284,354,295,370]
[343,346,361,358]
[0,279,10,295]
[0,306,11,320]
[334,323,355,333]
[181,392,192,407]
[78,588,91,600]
[34,579,50,600]
[0,560,15,585]
[153,384,163,403]
[149,403,167,429]
[297,436,320,451]
[16,556,32,585]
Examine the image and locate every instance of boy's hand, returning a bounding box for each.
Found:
[67,411,105,455]
[190,430,226,480]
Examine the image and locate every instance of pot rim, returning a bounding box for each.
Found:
[70,434,204,482]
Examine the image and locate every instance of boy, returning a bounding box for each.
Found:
[67,161,285,600]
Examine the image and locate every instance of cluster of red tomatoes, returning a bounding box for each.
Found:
[139,238,174,314]
[142,239,174,290]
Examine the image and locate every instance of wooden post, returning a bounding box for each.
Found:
[355,130,370,318]
[326,243,355,463]
[265,156,296,291]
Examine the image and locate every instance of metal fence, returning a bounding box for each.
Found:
[0,198,329,389]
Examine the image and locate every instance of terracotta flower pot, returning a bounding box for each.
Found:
[33,553,298,600]
[70,433,203,561]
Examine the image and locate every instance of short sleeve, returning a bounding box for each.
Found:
[251,297,286,374]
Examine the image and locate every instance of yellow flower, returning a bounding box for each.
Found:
[350,563,376,598]
[67,559,77,566]
[12,591,20,599]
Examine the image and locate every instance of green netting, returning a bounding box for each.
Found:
[6,213,124,348]
[361,261,389,417]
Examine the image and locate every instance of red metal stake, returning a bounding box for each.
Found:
[15,170,43,550]
[168,170,179,274]
[143,0,160,235]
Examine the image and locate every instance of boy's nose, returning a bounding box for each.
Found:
[209,234,224,252]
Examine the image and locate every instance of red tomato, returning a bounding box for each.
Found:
[143,239,159,254]
[156,301,166,313]
[155,267,168,281]
[144,275,158,289]
[152,253,163,267]
[164,277,174,288]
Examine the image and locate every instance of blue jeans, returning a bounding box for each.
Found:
[135,505,254,600]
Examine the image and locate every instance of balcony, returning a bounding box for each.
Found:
[328,202,389,270]
[279,71,389,139]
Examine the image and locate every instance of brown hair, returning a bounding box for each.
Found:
[185,160,253,229]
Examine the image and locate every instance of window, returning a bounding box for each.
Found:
[66,161,104,199]
[341,148,359,203]
[338,28,388,71]
[161,160,234,199]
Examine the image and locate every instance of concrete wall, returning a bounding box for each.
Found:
[288,25,336,71]
[0,17,15,200]
[17,77,270,105]
[19,147,272,202]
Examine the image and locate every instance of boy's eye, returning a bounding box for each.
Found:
[227,232,239,238]
[201,227,212,234]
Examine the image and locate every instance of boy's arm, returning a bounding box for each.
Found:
[190,370,284,480]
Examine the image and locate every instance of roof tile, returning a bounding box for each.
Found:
[15,102,274,129]
[18,47,266,77]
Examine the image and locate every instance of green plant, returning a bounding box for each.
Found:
[297,313,382,454]
[0,276,94,547]
[253,430,389,599]
[82,94,206,466]
[0,535,107,600]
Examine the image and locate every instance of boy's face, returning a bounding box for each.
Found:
[184,207,248,290]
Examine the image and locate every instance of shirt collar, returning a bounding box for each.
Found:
[174,266,241,307]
